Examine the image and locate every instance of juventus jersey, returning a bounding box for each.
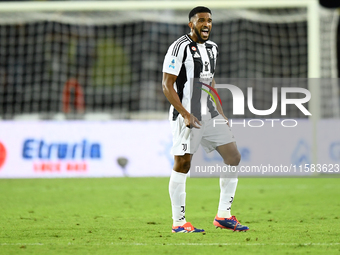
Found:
[162,34,219,121]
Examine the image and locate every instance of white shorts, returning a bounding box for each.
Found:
[170,115,236,156]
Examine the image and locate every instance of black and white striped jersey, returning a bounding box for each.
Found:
[163,34,219,121]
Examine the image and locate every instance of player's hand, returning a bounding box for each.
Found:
[184,113,201,129]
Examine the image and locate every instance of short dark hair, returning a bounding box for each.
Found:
[188,6,211,21]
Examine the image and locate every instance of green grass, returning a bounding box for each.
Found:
[0,177,340,254]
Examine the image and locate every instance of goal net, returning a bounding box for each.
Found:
[0,4,338,120]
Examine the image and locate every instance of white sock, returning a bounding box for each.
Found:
[217,177,238,218]
[169,170,187,226]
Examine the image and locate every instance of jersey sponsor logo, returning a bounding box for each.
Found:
[169,58,176,69]
[0,142,7,170]
[193,52,201,58]
[200,73,213,79]
[191,46,197,51]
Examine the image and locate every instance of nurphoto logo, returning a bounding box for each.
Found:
[198,82,312,128]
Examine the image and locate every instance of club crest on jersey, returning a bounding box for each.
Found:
[169,58,176,69]
[191,46,197,51]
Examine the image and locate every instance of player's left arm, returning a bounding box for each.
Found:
[212,79,229,124]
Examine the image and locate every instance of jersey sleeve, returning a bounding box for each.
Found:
[162,40,187,76]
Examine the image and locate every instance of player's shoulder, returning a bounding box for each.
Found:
[171,34,191,47]
[206,40,218,49]
[168,35,191,57]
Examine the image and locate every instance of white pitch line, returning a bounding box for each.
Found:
[122,243,340,246]
[1,243,340,246]
[0,243,44,246]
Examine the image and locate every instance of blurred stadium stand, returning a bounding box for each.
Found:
[0,1,339,120]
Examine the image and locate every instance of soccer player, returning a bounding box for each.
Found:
[162,6,249,233]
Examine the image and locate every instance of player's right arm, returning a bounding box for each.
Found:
[162,38,200,129]
[162,72,201,129]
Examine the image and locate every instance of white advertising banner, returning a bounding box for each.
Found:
[0,121,174,178]
[0,119,338,178]
[191,119,314,177]
[318,120,340,165]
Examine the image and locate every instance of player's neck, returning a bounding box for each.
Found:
[188,33,205,44]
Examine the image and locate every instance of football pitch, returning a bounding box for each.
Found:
[0,177,339,254]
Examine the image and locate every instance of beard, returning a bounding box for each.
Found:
[194,26,209,43]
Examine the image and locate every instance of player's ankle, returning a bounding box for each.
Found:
[173,220,187,227]
[217,210,231,218]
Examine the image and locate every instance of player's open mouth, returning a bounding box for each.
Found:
[201,28,209,37]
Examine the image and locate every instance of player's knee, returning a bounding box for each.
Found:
[179,159,191,172]
[225,152,241,166]
[231,152,241,166]
[174,157,191,173]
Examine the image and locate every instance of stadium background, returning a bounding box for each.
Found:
[0,1,340,254]
[0,0,339,178]
[0,0,339,119]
